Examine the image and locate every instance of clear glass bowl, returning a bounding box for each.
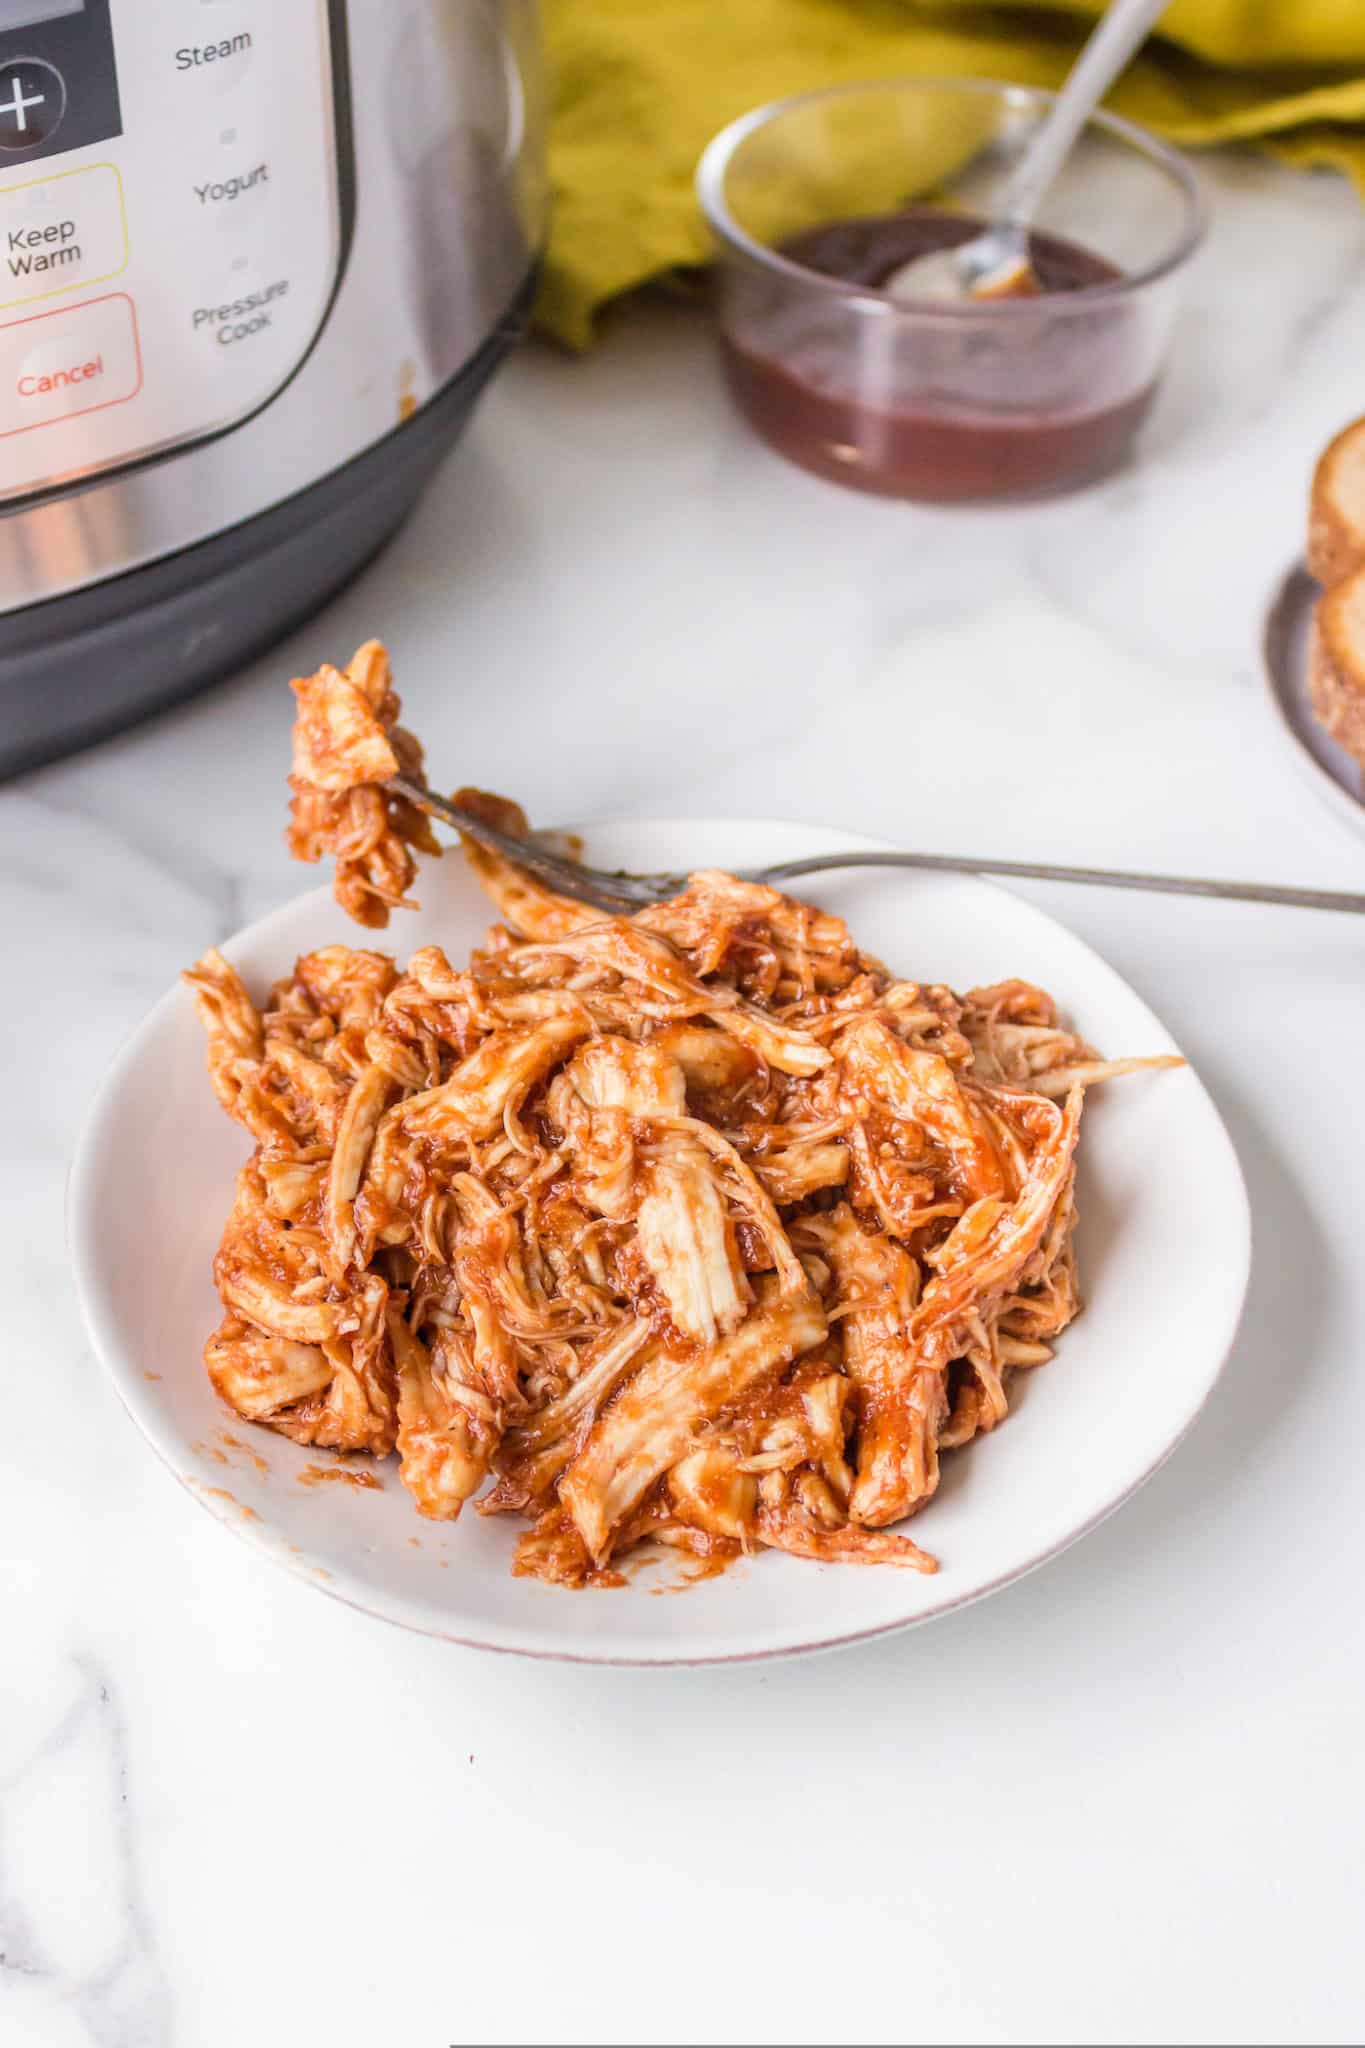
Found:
[696,78,1204,501]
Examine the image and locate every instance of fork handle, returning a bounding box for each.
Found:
[755,850,1365,915]
[393,776,1365,917]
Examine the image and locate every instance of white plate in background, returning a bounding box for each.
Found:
[1262,562,1365,841]
[69,819,1250,1664]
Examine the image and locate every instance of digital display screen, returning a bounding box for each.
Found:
[0,2,85,29]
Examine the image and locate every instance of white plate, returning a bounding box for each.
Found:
[1262,562,1365,841]
[69,819,1250,1665]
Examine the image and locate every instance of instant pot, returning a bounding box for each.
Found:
[0,0,543,776]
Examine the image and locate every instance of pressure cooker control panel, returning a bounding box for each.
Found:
[0,0,346,502]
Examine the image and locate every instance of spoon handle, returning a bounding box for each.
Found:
[1002,0,1171,231]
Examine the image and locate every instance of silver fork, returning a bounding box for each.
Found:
[388,777,1365,918]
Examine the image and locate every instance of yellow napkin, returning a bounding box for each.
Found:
[537,0,1365,348]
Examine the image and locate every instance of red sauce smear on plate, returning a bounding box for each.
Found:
[298,1463,384,1491]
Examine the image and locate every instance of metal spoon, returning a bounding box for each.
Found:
[387,778,1365,919]
[885,0,1171,304]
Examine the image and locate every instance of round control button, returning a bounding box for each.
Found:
[0,60,67,153]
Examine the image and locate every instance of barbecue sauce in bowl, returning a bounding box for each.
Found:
[720,208,1154,501]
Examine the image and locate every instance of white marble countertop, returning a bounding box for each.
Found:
[6,155,1365,2047]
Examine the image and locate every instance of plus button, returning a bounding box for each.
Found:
[0,75,44,133]
[0,60,66,152]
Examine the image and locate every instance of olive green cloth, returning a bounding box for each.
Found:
[537,0,1365,347]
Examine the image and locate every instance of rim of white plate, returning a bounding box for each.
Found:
[68,818,1252,1665]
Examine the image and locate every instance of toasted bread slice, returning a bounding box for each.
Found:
[1309,416,1365,585]
[1310,568,1365,776]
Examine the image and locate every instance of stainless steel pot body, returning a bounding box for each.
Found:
[0,0,542,762]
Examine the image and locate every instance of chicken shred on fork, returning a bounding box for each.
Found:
[186,642,1182,1585]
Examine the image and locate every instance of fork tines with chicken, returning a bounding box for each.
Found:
[184,644,1179,1587]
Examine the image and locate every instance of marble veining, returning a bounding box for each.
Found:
[2,1660,171,2047]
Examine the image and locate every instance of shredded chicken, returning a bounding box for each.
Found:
[285,640,441,928]
[187,643,1183,1586]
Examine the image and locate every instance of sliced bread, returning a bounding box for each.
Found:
[1308,416,1365,585]
[1310,566,1365,778]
